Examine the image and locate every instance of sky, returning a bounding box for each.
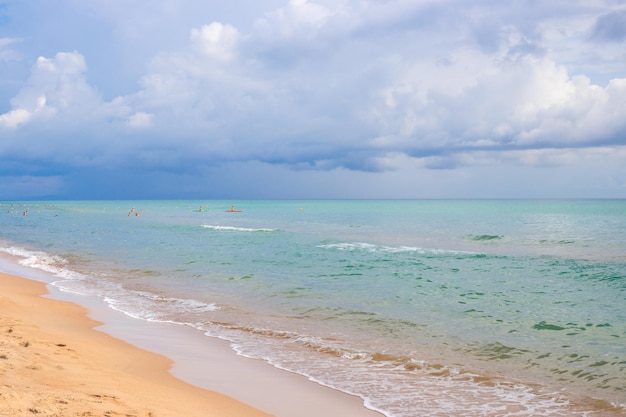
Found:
[1,0,625,200]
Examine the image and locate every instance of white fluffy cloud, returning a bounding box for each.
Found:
[0,108,31,128]
[0,52,104,129]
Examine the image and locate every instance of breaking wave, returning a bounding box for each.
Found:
[201,225,277,232]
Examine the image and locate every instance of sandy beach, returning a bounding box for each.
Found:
[0,267,386,417]
[0,271,277,417]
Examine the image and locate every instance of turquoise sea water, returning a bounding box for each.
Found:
[1,200,625,416]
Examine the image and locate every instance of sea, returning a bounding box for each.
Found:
[1,200,624,417]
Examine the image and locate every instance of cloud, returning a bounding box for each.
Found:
[0,37,22,62]
[0,107,31,128]
[591,10,626,42]
[0,51,104,129]
[0,175,63,199]
[126,112,153,128]
[190,22,241,62]
[254,0,336,40]
[1,1,626,198]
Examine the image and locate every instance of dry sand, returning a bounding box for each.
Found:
[0,271,274,417]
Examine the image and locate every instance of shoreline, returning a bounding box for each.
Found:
[0,270,272,417]
[0,262,384,417]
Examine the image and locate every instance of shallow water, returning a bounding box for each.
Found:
[1,200,625,416]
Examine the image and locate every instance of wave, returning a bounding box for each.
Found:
[103,290,219,322]
[0,242,219,331]
[200,319,589,417]
[201,224,278,232]
[0,245,86,281]
[317,242,474,256]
